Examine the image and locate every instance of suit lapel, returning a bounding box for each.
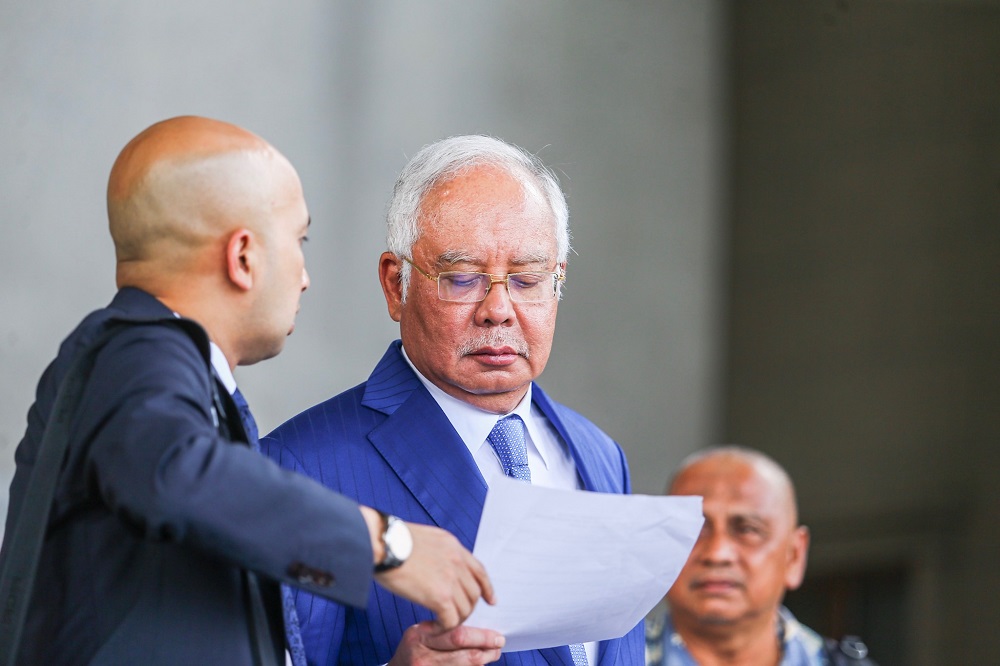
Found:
[597,636,619,665]
[537,646,575,666]
[532,384,615,494]
[362,343,487,550]
[533,385,627,665]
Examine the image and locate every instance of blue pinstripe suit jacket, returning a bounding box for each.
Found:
[262,341,644,666]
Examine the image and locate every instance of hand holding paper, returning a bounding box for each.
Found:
[465,476,703,652]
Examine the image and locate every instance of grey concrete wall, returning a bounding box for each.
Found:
[725,2,1000,664]
[0,1,727,531]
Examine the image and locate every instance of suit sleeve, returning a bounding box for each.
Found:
[70,324,374,607]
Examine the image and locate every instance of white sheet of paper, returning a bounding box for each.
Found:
[465,476,703,652]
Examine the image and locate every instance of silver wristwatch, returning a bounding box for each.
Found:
[374,511,413,572]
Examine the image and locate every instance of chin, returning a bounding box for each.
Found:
[672,599,740,625]
[696,603,747,625]
[244,339,286,366]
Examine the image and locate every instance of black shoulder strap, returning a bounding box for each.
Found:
[0,321,130,665]
[0,319,277,666]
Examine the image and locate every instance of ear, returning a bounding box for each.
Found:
[225,229,255,292]
[378,252,405,322]
[784,525,810,591]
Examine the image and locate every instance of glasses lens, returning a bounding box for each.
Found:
[508,273,557,302]
[438,272,488,302]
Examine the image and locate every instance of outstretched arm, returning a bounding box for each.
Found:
[360,506,496,630]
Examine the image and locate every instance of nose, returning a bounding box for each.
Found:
[474,277,514,326]
[696,526,737,566]
[301,266,310,292]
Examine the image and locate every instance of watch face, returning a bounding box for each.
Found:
[386,517,414,562]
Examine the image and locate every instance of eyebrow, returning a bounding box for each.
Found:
[438,250,478,266]
[436,250,553,269]
[728,512,770,526]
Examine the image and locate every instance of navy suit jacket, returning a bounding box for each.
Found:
[263,341,644,666]
[1,288,374,665]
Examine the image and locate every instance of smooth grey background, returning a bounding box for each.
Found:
[2,2,997,664]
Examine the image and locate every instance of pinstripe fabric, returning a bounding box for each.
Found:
[262,341,644,666]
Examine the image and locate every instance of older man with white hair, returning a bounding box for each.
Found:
[264,135,644,665]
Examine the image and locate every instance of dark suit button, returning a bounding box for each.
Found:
[288,562,335,587]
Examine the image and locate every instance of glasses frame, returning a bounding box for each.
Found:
[402,257,565,303]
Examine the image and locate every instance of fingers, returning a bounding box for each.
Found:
[447,539,493,618]
[390,622,504,666]
[468,554,495,606]
[434,600,461,632]
[435,549,490,630]
[421,623,505,652]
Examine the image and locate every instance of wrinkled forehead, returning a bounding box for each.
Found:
[418,171,556,264]
[424,162,535,206]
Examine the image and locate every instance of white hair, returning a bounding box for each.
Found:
[385,135,570,294]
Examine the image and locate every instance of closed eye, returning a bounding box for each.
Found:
[442,273,484,289]
[510,273,547,288]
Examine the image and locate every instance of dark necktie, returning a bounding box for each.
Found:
[231,387,259,450]
[230,387,307,666]
[487,415,589,665]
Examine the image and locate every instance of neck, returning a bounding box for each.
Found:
[674,616,781,666]
[118,271,240,372]
[458,388,529,415]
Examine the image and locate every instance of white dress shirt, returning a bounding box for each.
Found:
[209,343,237,395]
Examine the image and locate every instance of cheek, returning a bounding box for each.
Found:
[744,549,786,583]
[405,302,461,350]
[522,309,557,353]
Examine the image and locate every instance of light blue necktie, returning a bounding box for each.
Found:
[487,415,531,482]
[487,415,589,666]
[231,387,307,666]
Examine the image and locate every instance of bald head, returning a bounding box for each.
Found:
[105,116,311,368]
[665,446,810,649]
[670,446,799,528]
[108,116,297,272]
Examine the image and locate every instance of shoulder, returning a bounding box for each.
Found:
[100,321,208,378]
[780,607,878,665]
[533,384,615,443]
[42,298,207,400]
[533,384,632,490]
[780,607,827,660]
[69,320,215,436]
[644,608,687,666]
[265,381,370,447]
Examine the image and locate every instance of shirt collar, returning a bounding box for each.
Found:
[210,342,236,395]
[399,344,552,469]
[658,607,811,664]
[172,310,237,395]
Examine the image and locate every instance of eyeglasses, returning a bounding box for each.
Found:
[403,257,564,303]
